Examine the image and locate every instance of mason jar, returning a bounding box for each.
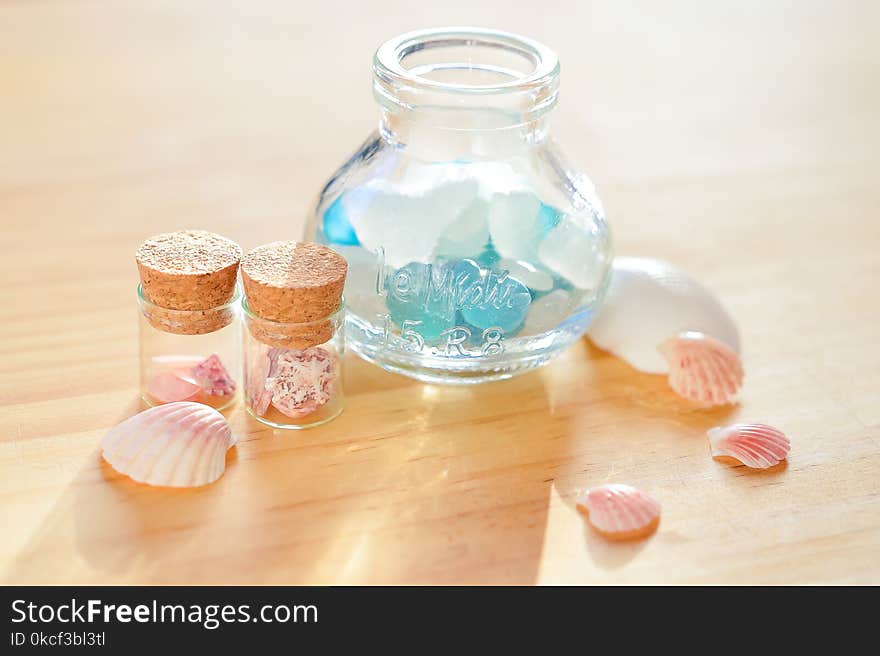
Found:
[305,27,613,384]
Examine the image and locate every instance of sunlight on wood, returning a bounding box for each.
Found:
[0,0,878,584]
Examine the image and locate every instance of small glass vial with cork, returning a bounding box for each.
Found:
[241,241,347,429]
[136,230,242,410]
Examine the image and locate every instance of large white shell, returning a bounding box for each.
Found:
[707,423,790,468]
[587,257,740,373]
[576,483,661,540]
[660,331,743,405]
[101,402,236,487]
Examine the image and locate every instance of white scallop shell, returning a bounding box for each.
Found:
[660,331,743,405]
[101,402,236,487]
[587,257,740,374]
[707,423,790,469]
[576,483,661,540]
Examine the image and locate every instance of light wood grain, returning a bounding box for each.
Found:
[1,0,878,584]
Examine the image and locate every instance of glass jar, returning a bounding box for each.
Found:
[305,27,613,384]
[242,299,345,429]
[138,284,240,410]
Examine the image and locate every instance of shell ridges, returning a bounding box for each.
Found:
[707,423,790,468]
[576,483,661,540]
[101,402,236,487]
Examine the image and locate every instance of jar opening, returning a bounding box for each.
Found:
[374,27,560,127]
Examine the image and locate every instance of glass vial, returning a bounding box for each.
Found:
[135,230,243,411]
[242,299,345,429]
[138,284,241,410]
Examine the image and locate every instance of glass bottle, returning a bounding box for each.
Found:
[242,299,345,429]
[138,284,240,410]
[305,27,612,384]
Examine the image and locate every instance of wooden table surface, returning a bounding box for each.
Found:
[1,1,878,585]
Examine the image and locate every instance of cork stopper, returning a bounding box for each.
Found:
[241,241,347,348]
[136,230,242,335]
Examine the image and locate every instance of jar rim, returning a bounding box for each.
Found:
[374,26,560,96]
[240,296,346,327]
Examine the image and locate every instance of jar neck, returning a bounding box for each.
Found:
[378,110,551,159]
[373,27,559,160]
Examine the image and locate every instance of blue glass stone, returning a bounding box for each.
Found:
[527,288,551,302]
[476,243,501,268]
[553,273,575,292]
[460,273,531,335]
[322,195,360,246]
[539,203,562,235]
[385,262,456,342]
[451,258,483,299]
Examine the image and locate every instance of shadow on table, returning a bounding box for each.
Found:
[1,396,230,584]
[3,340,739,584]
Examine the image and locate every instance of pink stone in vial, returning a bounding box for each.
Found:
[191,353,236,397]
[246,345,281,416]
[147,371,201,404]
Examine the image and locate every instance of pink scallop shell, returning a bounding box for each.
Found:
[576,484,661,540]
[707,423,790,468]
[101,402,236,487]
[659,331,743,405]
